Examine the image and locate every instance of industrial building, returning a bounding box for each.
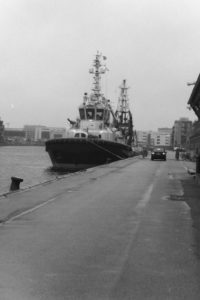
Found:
[4,125,66,145]
[172,118,192,149]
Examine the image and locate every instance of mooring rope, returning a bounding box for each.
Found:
[87,139,124,160]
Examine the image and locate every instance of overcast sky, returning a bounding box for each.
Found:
[0,0,199,131]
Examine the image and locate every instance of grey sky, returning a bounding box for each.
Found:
[0,0,199,130]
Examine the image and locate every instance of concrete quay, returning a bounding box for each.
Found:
[0,154,200,299]
[0,157,141,223]
[0,157,200,232]
[0,156,199,225]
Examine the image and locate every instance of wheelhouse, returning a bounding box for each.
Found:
[79,105,110,122]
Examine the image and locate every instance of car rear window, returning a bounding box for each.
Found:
[153,148,164,152]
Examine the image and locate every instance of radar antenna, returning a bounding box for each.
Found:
[89,51,108,102]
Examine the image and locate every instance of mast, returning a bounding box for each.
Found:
[115,80,134,145]
[115,79,130,125]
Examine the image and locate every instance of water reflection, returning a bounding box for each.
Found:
[44,167,77,180]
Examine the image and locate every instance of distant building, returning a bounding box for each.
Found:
[157,128,172,135]
[24,125,66,142]
[4,128,25,144]
[136,129,172,148]
[172,118,192,149]
[189,120,200,158]
[24,125,39,142]
[4,125,66,144]
[150,130,171,148]
[136,131,151,147]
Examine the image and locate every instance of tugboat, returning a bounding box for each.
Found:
[45,52,134,171]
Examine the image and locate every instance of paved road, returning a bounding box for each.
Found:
[0,152,199,299]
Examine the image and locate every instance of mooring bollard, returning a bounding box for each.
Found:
[10,177,23,191]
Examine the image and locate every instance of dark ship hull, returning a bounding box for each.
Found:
[45,138,134,171]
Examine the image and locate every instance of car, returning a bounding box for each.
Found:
[151,148,166,161]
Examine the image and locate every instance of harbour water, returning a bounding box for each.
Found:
[0,146,68,194]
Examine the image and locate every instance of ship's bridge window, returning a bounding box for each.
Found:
[74,132,87,138]
[79,108,86,120]
[86,108,95,120]
[96,109,104,120]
